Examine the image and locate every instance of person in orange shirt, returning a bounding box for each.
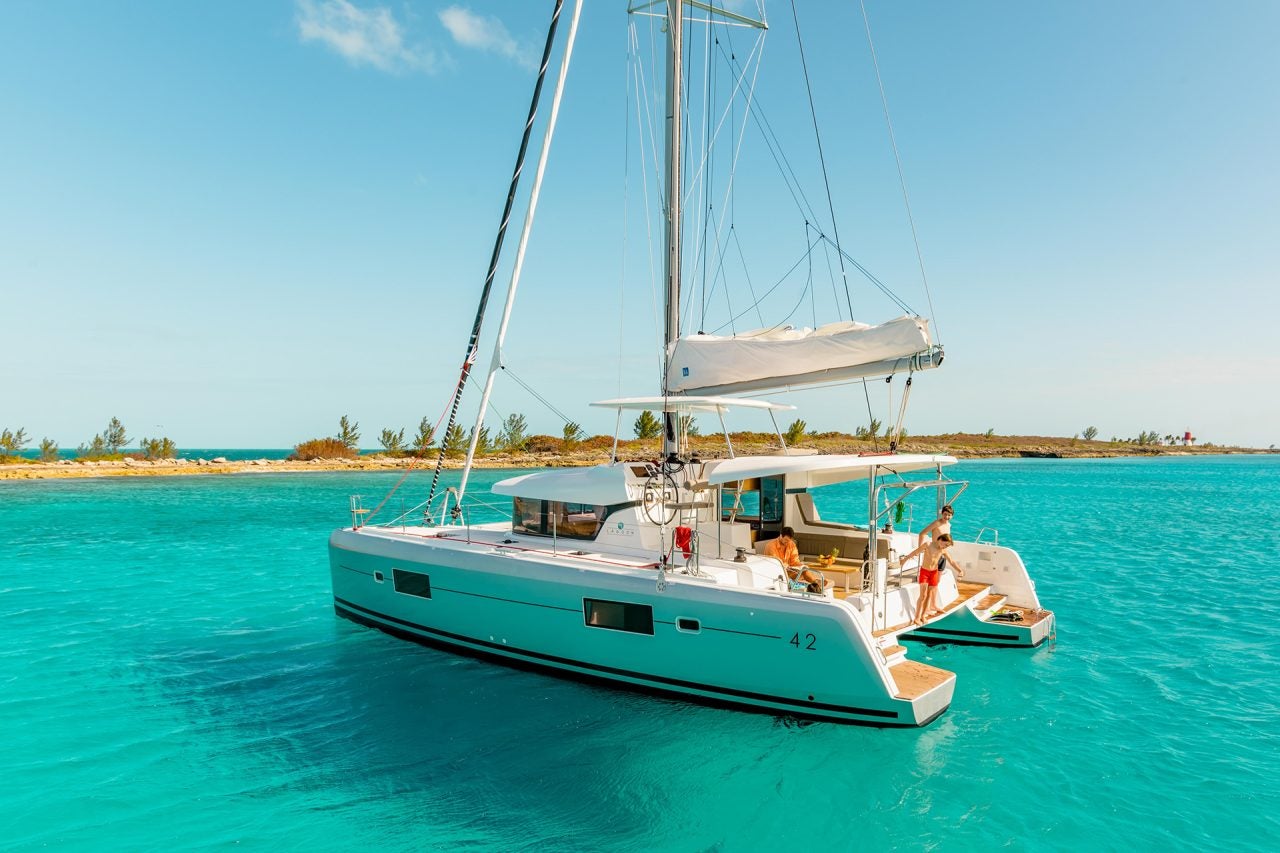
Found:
[764,527,830,593]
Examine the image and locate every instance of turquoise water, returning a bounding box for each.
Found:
[3,457,1278,850]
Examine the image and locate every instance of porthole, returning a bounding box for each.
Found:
[676,617,701,633]
[373,570,384,583]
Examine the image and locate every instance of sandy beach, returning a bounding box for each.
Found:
[1,435,1268,480]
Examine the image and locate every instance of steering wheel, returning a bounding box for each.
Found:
[641,472,680,526]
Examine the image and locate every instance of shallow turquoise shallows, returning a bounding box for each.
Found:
[3,457,1279,851]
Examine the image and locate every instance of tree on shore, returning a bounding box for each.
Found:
[784,419,807,445]
[103,418,129,454]
[337,415,360,450]
[411,417,436,455]
[498,414,529,452]
[442,423,467,457]
[633,410,662,440]
[678,414,700,438]
[468,425,493,455]
[75,418,129,460]
[562,421,585,451]
[39,437,58,462]
[77,435,108,460]
[0,427,28,459]
[140,437,177,459]
[378,427,406,454]
[1083,426,1098,441]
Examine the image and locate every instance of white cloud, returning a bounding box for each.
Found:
[296,0,442,73]
[439,6,537,70]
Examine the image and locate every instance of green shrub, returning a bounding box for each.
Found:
[291,437,358,461]
[141,437,177,459]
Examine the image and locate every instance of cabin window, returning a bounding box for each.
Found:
[512,498,607,540]
[392,568,431,598]
[761,477,785,523]
[583,598,654,635]
[722,477,784,523]
[721,478,761,520]
[676,617,701,633]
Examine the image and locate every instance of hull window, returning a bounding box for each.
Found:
[583,598,654,635]
[676,617,701,633]
[392,569,432,599]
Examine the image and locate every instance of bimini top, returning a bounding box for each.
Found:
[700,453,956,489]
[590,395,794,413]
[491,464,631,506]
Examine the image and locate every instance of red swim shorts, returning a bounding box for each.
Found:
[917,567,940,587]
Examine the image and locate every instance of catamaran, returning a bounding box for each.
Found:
[329,0,1053,727]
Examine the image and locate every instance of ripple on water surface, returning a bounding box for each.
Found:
[2,459,1279,850]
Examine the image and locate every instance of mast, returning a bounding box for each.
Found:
[661,0,684,460]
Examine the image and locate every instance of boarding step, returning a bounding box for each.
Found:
[974,593,1007,615]
[879,643,907,664]
[889,660,955,700]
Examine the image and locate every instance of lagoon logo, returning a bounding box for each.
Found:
[605,522,635,537]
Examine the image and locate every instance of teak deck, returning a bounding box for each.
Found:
[889,660,954,699]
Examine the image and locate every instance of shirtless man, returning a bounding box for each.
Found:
[918,504,954,548]
[900,533,962,624]
[764,527,831,594]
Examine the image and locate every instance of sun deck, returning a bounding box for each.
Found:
[870,580,992,637]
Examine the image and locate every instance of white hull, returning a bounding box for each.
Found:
[330,525,954,727]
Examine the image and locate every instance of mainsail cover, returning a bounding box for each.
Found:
[666,315,934,395]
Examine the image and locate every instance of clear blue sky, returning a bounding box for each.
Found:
[3,1,1277,449]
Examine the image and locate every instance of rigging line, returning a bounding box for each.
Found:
[688,30,766,325]
[805,221,817,328]
[679,30,765,211]
[730,226,766,328]
[789,0,854,318]
[618,22,633,397]
[820,238,844,321]
[716,38,816,223]
[699,26,714,331]
[815,233,915,315]
[629,21,663,374]
[709,230,822,334]
[422,0,566,518]
[503,365,575,425]
[859,0,940,343]
[861,378,881,452]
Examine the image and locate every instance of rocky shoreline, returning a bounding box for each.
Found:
[0,438,1270,481]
